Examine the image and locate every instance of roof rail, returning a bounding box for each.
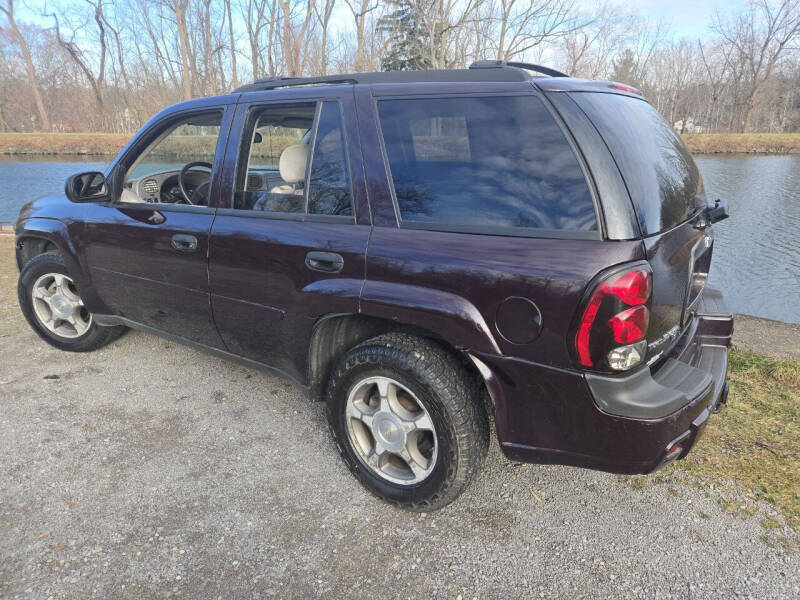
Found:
[469,60,568,78]
[234,74,359,92]
[234,64,538,92]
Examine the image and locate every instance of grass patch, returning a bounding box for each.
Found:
[682,133,800,154]
[0,132,300,158]
[673,349,800,529]
[3,132,799,157]
[0,132,131,155]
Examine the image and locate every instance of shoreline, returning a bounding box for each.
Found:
[1,132,800,157]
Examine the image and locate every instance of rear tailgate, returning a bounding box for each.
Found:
[567,91,709,362]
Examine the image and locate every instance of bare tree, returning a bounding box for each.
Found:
[343,0,379,71]
[490,0,579,60]
[713,0,800,131]
[0,0,49,129]
[314,0,337,74]
[168,0,193,100]
[1,0,799,135]
[224,0,238,87]
[48,1,108,112]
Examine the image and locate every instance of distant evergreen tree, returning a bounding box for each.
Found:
[378,0,432,71]
[612,49,639,86]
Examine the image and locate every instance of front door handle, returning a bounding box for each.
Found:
[305,251,344,273]
[171,233,198,253]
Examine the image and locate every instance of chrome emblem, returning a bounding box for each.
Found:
[648,325,679,352]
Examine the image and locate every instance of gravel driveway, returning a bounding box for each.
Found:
[0,239,798,599]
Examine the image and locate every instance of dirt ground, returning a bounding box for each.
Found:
[1,234,798,599]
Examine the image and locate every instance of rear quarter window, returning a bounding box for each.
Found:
[570,92,704,235]
[376,95,597,235]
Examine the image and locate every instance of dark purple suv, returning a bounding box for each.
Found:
[15,62,731,510]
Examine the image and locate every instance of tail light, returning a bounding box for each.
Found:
[574,264,652,371]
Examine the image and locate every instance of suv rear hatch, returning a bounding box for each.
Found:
[566,91,712,364]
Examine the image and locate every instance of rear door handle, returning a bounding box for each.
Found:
[305,251,344,273]
[171,234,198,252]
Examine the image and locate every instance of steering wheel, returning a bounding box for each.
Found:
[178,161,212,205]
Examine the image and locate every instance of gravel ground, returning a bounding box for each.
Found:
[1,235,798,599]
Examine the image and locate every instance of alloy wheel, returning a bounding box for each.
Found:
[30,272,91,339]
[345,376,438,485]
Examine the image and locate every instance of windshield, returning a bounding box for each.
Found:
[570,92,704,235]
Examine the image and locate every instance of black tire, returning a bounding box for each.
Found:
[326,333,489,511]
[18,252,126,352]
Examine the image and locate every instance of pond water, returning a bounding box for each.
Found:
[1,154,798,323]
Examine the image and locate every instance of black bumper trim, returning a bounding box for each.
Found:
[585,288,732,420]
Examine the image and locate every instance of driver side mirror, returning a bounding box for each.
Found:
[65,171,110,203]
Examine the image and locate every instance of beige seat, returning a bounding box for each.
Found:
[270,143,308,195]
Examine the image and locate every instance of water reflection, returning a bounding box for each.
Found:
[697,154,800,323]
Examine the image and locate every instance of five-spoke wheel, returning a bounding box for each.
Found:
[31,272,92,338]
[327,333,488,511]
[18,251,126,352]
[346,376,437,485]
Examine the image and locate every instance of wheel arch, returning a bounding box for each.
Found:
[15,218,78,271]
[307,313,492,413]
[15,218,110,315]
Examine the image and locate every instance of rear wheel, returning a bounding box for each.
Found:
[18,252,126,352]
[327,333,488,511]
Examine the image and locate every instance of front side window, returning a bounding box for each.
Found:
[121,111,222,206]
[377,95,597,233]
[233,101,353,217]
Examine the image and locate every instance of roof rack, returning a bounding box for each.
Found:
[233,61,566,93]
[234,75,359,92]
[469,60,568,78]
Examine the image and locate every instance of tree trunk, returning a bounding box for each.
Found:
[1,0,49,130]
[174,0,193,100]
[225,0,238,88]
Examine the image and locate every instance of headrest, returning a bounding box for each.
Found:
[279,144,308,184]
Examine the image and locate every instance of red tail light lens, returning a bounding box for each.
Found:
[574,266,652,370]
[608,305,650,344]
[609,82,643,96]
[606,269,651,306]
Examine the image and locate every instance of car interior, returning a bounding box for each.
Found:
[233,103,316,212]
[120,111,223,206]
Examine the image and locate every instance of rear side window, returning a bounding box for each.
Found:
[570,93,703,235]
[308,101,353,216]
[377,95,597,234]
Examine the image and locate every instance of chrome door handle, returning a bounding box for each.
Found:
[305,251,344,273]
[171,234,198,252]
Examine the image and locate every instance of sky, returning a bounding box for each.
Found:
[620,0,726,37]
[14,0,739,35]
[11,0,743,63]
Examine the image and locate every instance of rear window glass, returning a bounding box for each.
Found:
[377,95,597,233]
[570,93,704,235]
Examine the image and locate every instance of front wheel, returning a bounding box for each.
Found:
[327,333,488,511]
[18,252,126,352]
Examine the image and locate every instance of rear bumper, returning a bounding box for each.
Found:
[473,286,733,474]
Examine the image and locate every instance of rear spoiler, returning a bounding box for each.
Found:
[534,77,645,99]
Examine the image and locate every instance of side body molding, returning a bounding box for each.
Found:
[360,280,502,355]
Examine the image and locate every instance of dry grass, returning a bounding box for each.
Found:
[0,235,26,336]
[0,133,132,156]
[0,132,300,159]
[682,133,800,154]
[671,349,800,529]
